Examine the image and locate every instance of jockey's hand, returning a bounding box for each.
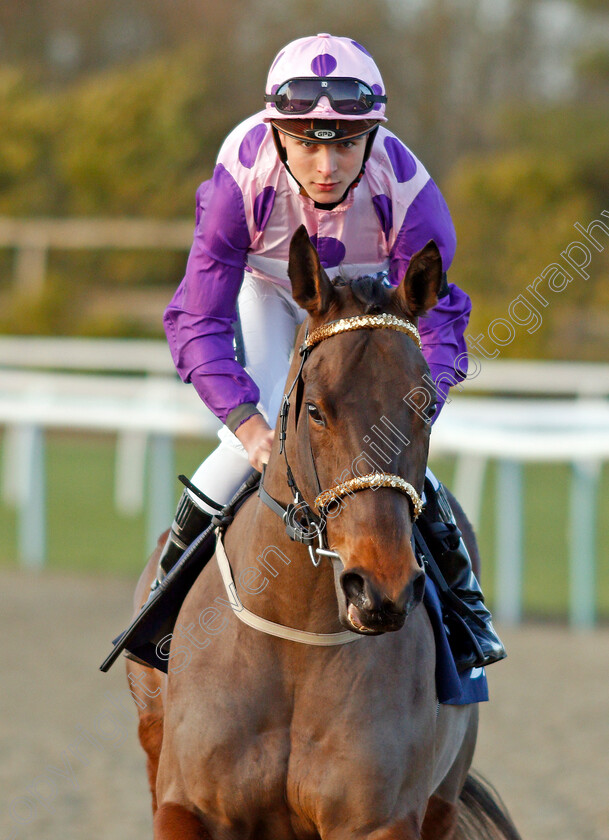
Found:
[235,413,275,473]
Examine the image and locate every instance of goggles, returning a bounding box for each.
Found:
[265,77,387,116]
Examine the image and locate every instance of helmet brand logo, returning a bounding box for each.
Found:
[314,129,336,139]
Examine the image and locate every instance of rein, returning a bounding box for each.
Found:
[259,313,425,565]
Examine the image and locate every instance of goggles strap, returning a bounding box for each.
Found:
[265,77,387,116]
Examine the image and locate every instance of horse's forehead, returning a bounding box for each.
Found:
[305,326,425,401]
[301,282,424,394]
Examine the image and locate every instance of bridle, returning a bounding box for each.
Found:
[258,312,425,567]
[213,311,427,647]
[215,310,487,645]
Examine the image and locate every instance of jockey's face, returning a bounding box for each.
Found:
[279,133,367,204]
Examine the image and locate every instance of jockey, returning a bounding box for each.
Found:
[159,34,505,670]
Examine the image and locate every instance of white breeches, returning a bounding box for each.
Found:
[187,273,438,515]
[189,273,307,513]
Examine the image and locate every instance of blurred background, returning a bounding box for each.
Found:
[1,0,608,350]
[1,2,608,839]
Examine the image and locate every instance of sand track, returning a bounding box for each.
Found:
[1,568,607,840]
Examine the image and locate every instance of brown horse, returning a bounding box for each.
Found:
[126,227,519,840]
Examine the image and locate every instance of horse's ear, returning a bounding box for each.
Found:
[288,225,336,316]
[394,240,443,319]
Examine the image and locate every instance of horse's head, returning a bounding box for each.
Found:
[284,225,443,635]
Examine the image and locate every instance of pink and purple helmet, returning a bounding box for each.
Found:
[264,34,387,127]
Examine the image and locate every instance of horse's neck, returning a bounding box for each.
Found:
[224,459,343,634]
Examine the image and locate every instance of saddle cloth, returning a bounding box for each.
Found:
[424,576,489,704]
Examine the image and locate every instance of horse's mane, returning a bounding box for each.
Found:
[331,271,392,315]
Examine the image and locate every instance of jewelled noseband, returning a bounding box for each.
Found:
[303,314,424,521]
[259,312,425,561]
[314,473,424,519]
[217,313,427,646]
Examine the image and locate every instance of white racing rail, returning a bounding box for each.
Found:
[431,398,609,628]
[0,365,220,568]
[1,337,608,628]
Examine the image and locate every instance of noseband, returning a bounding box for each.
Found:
[259,313,425,566]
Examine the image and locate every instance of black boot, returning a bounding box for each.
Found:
[417,477,506,671]
[153,490,213,586]
[121,490,215,667]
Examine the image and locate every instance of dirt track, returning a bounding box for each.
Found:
[1,567,608,840]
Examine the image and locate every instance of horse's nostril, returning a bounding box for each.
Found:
[394,570,426,614]
[341,569,424,623]
[341,572,365,602]
[411,570,426,605]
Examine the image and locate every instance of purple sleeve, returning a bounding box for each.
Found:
[389,178,470,420]
[389,177,457,285]
[163,163,259,425]
[423,284,472,421]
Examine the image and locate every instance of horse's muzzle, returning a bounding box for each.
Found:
[339,568,426,634]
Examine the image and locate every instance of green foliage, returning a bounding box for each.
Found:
[576,47,609,87]
[0,46,232,336]
[498,104,609,208]
[568,0,609,10]
[0,9,608,355]
[0,45,223,219]
[0,69,60,213]
[444,104,609,361]
[0,276,76,335]
[56,45,218,216]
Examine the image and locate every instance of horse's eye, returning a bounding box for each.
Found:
[306,403,324,425]
[423,402,438,423]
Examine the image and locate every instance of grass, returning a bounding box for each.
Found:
[1,430,608,620]
[0,430,216,578]
[433,457,609,620]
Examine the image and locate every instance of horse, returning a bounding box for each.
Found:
[126,226,521,840]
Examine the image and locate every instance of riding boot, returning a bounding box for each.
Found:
[417,477,507,671]
[152,490,213,588]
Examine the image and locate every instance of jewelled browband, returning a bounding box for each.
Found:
[302,314,422,353]
[315,472,423,520]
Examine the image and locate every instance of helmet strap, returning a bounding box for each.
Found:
[363,125,379,166]
[270,123,380,209]
[271,123,289,165]
[271,124,305,193]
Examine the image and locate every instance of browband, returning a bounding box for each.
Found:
[302,313,422,353]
